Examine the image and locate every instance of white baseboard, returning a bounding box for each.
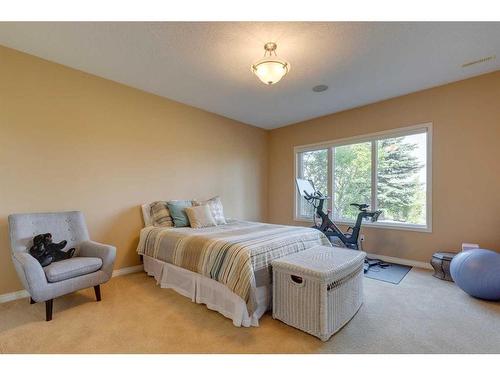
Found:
[366,253,433,270]
[0,263,144,304]
[111,264,144,277]
[1,256,430,304]
[0,289,30,304]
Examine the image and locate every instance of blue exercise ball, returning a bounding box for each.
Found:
[450,249,500,301]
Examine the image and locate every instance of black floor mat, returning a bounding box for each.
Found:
[364,261,412,284]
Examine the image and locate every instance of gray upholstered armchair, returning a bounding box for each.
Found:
[8,211,116,321]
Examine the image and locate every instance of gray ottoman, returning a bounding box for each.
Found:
[272,246,365,341]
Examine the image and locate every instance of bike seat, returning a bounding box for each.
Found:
[350,203,369,210]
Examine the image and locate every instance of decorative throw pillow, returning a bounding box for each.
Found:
[185,205,217,229]
[149,201,173,227]
[192,196,227,225]
[167,200,193,227]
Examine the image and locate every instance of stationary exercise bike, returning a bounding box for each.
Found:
[296,178,389,272]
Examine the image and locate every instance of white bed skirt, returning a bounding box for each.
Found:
[142,255,270,327]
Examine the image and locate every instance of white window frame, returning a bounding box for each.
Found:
[294,123,433,233]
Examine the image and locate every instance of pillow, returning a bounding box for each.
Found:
[185,205,217,229]
[167,200,193,227]
[193,196,227,225]
[149,201,173,227]
[141,203,153,226]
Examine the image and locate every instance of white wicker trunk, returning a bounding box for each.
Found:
[272,246,365,341]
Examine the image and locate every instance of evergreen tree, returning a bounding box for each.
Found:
[376,137,424,223]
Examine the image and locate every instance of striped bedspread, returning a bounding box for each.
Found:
[136,220,331,315]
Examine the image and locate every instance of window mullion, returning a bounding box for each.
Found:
[296,153,303,218]
[328,147,333,215]
[371,141,377,210]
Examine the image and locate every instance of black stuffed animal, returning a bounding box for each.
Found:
[29,234,53,267]
[29,233,75,267]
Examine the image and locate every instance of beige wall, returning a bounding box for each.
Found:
[0,45,268,295]
[268,71,500,263]
[1,42,499,296]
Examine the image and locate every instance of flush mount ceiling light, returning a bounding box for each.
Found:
[251,42,290,85]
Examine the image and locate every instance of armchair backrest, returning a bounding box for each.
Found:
[8,211,90,254]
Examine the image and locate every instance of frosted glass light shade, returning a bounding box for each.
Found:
[251,59,290,85]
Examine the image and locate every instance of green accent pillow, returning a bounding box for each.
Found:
[167,200,193,227]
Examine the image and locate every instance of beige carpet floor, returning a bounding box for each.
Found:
[1,268,499,354]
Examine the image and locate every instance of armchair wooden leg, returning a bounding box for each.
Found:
[45,299,53,321]
[30,297,35,304]
[94,285,101,301]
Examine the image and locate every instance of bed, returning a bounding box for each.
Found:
[136,205,331,327]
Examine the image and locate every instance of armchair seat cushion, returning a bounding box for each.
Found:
[44,257,103,283]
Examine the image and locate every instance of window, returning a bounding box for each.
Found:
[333,142,372,221]
[295,124,431,231]
[297,149,328,218]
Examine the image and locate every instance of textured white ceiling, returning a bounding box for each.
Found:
[0,22,499,129]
